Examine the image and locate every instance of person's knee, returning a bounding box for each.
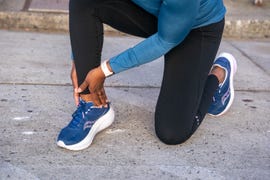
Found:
[154,103,194,145]
[155,111,193,145]
[155,127,191,145]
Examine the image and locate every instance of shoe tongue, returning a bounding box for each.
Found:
[80,99,94,107]
[84,101,94,108]
[69,101,93,127]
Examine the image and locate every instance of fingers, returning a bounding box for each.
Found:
[89,88,107,107]
[96,88,107,106]
[76,82,107,107]
[81,89,108,107]
[76,67,108,107]
[91,93,102,107]
[77,80,89,93]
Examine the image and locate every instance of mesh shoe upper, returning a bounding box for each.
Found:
[57,100,110,145]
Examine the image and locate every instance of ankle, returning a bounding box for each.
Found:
[80,94,93,102]
[210,66,225,84]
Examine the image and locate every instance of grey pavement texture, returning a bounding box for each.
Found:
[0,0,25,11]
[0,30,270,180]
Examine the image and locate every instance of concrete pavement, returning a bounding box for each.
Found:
[0,30,269,179]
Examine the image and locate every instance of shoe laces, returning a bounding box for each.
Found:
[70,101,92,127]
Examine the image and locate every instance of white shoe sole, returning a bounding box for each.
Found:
[210,52,237,117]
[57,107,115,151]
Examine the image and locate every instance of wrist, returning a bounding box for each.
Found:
[101,60,114,77]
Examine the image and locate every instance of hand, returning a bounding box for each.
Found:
[77,66,108,106]
[70,61,80,106]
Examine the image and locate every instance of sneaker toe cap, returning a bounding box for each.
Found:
[57,127,88,145]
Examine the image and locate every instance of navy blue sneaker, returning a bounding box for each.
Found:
[57,100,115,151]
[208,52,237,116]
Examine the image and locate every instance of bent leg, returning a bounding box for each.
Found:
[155,20,224,145]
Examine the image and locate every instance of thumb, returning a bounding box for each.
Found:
[77,80,89,93]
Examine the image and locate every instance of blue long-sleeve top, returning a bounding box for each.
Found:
[109,0,226,73]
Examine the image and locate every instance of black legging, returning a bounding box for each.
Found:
[69,0,224,145]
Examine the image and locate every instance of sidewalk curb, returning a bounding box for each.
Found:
[0,11,269,38]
